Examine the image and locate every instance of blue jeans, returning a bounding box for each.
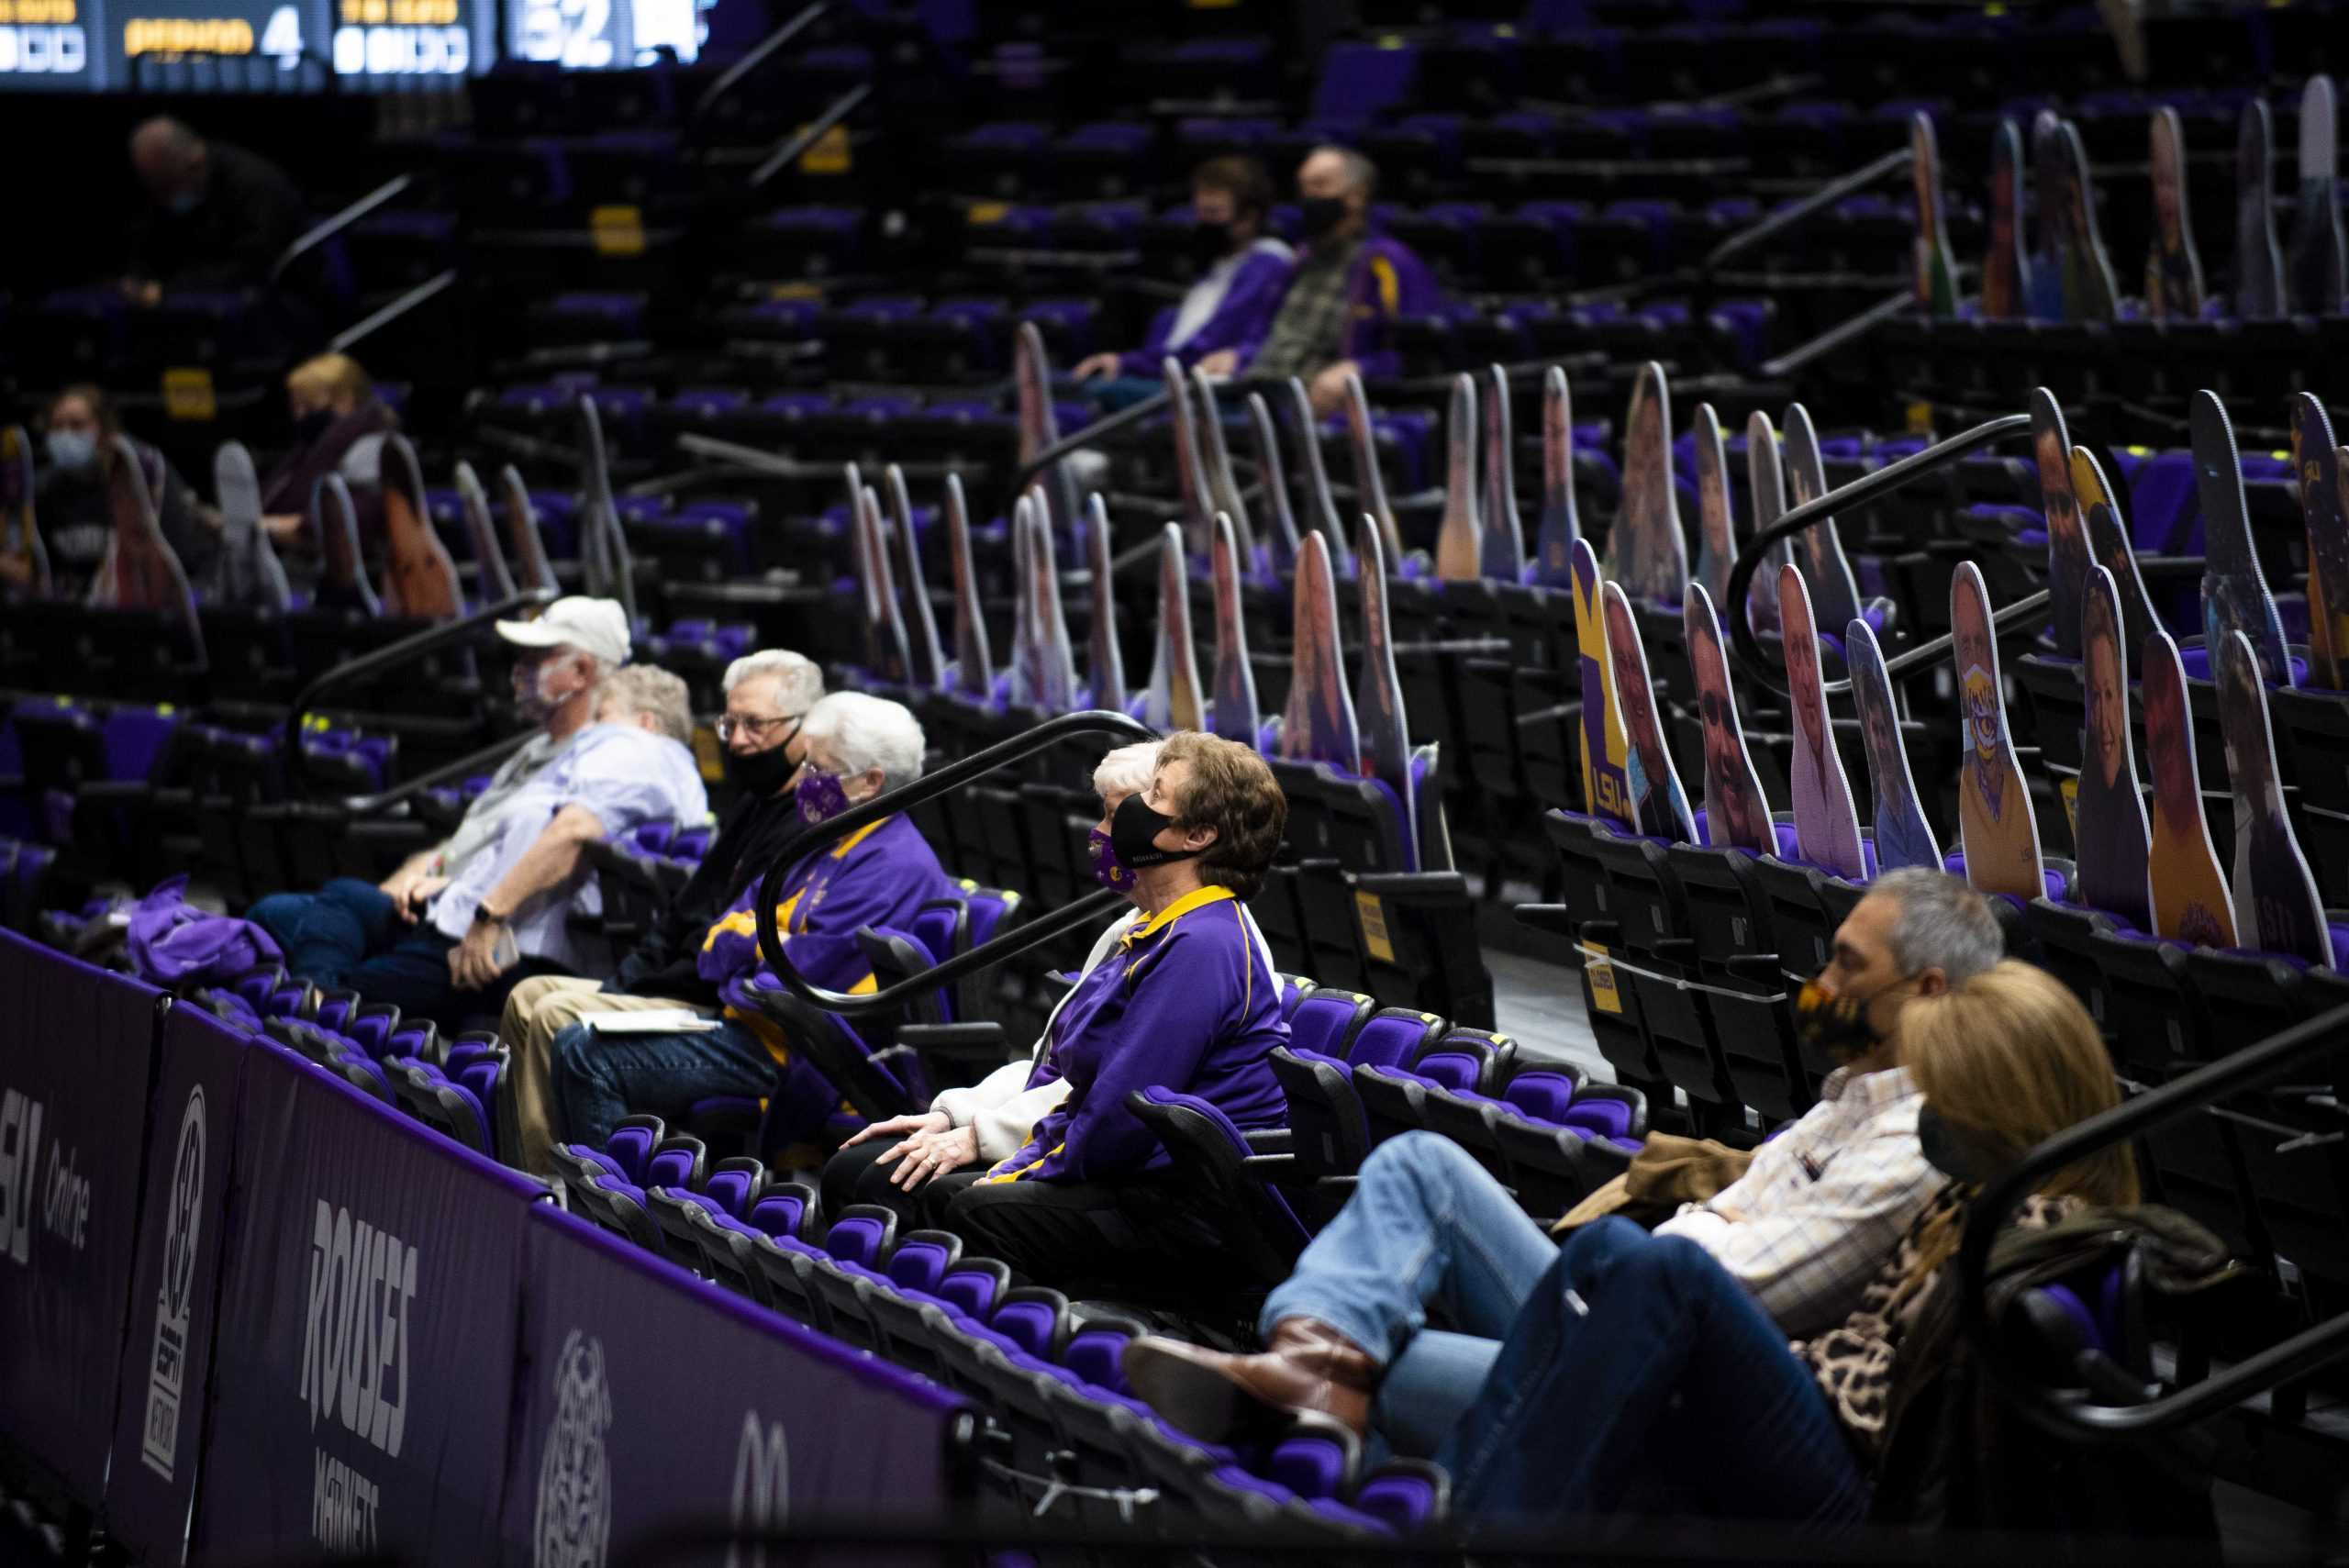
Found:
[248,876,551,1028]
[551,1018,785,1149]
[1263,1131,1554,1447]
[1262,1133,1866,1529]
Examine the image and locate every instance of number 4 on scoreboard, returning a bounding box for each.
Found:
[260,3,302,67]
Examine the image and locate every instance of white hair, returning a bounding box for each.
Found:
[722,649,824,715]
[802,691,925,791]
[1093,740,1162,800]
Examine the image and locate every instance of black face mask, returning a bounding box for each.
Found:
[1188,219,1234,268]
[1111,791,1200,870]
[1792,973,1911,1064]
[292,408,335,445]
[1918,1104,2009,1184]
[722,729,801,797]
[1298,195,1348,243]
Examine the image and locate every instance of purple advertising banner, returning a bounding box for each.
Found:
[106,1005,251,1566]
[194,1042,547,1563]
[504,1205,968,1567]
[0,929,161,1507]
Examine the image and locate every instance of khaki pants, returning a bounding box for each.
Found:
[500,974,708,1176]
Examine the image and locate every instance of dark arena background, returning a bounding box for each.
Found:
[1,0,2348,1563]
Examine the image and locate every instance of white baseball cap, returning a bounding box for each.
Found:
[495,595,631,668]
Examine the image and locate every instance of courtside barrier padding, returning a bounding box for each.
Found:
[0,929,162,1508]
[0,931,972,1566]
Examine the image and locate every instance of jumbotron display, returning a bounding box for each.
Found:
[0,0,713,85]
[507,0,710,70]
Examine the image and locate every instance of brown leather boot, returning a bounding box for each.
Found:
[1120,1318,1376,1444]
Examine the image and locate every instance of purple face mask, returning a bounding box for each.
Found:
[1088,825,1135,892]
[796,769,852,825]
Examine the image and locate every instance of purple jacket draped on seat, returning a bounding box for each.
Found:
[128,874,284,985]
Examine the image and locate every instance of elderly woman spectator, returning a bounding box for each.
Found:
[548,692,952,1153]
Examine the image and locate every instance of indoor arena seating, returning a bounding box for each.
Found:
[0,929,975,1565]
[11,0,2349,1558]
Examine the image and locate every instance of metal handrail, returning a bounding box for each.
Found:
[1757,289,1917,379]
[271,172,415,286]
[692,0,829,120]
[315,731,539,819]
[1007,388,1174,512]
[751,709,1154,1016]
[751,83,872,187]
[283,588,554,793]
[1724,413,2043,698]
[330,268,458,354]
[1957,1000,2349,1440]
[1701,144,1914,273]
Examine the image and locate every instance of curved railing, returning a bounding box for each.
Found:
[750,708,1156,1015]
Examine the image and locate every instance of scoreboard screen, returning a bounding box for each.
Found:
[508,0,712,70]
[0,0,489,87]
[0,0,724,87]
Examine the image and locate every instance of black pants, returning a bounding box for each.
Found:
[941,1172,1242,1311]
[818,1134,985,1232]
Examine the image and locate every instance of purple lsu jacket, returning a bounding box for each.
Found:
[986,884,1289,1184]
[698,812,952,1061]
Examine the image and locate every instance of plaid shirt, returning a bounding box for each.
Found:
[1653,1064,1934,1339]
[1247,238,1364,382]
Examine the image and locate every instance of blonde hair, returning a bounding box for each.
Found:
[285,353,373,407]
[1900,960,2140,1276]
[593,664,693,746]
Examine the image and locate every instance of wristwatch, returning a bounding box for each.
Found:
[472,903,509,927]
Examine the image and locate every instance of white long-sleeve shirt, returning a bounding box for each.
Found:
[1653,1063,1935,1340]
[929,903,1277,1162]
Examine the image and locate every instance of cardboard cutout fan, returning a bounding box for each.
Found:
[943,473,994,700]
[884,465,948,690]
[1781,562,1866,879]
[1601,579,1697,842]
[1279,531,1359,769]
[1208,513,1258,743]
[1142,523,1205,732]
[1683,583,1775,854]
[1951,559,2046,898]
[1531,365,1580,587]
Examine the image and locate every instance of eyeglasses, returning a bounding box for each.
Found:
[717,713,801,744]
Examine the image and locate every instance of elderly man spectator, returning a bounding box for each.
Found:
[124,117,306,306]
[1116,869,2005,1453]
[1198,145,1440,414]
[248,596,664,1023]
[503,649,823,1173]
[549,691,952,1157]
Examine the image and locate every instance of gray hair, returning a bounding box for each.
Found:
[1311,143,1377,198]
[594,664,694,746]
[1092,740,1162,801]
[1871,868,2004,984]
[802,692,925,792]
[721,649,823,716]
